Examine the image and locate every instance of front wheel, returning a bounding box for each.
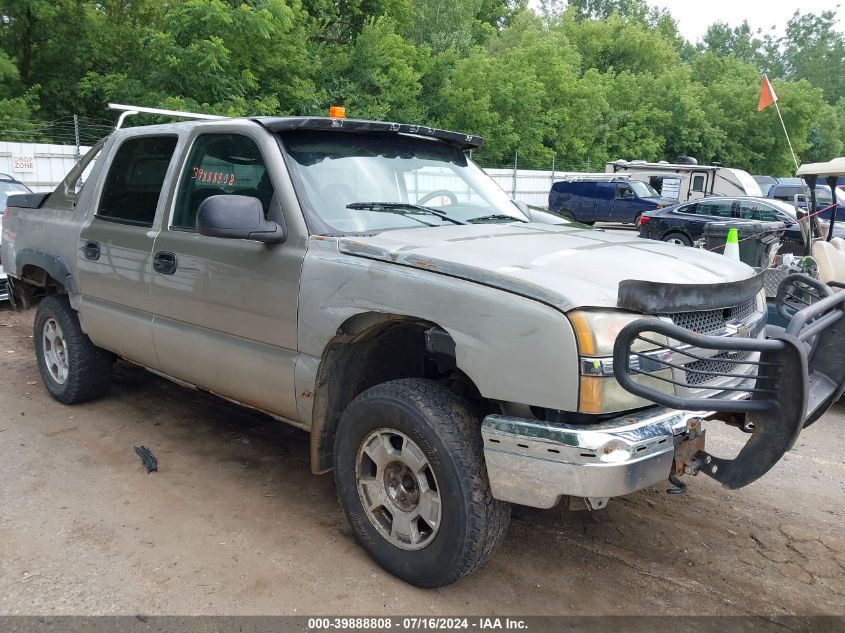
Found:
[34,295,113,404]
[334,378,510,587]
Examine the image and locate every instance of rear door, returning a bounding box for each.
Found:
[77,134,180,367]
[573,183,595,222]
[592,183,614,222]
[148,128,306,421]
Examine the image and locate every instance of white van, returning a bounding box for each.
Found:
[606,159,762,202]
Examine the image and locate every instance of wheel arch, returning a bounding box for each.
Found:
[10,249,78,308]
[309,311,483,474]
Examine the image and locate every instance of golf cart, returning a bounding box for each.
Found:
[764,157,845,326]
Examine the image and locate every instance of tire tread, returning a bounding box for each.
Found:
[35,295,112,404]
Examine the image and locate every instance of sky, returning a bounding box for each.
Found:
[645,0,844,43]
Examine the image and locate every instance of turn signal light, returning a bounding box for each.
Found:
[328,105,346,118]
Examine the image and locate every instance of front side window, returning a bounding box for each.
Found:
[738,201,778,221]
[97,136,178,226]
[173,134,273,230]
[614,184,633,200]
[281,131,527,234]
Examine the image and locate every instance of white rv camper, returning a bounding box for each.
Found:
[606,159,762,202]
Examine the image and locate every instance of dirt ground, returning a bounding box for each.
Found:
[0,307,843,617]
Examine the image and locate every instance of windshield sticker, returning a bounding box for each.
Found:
[192,166,234,186]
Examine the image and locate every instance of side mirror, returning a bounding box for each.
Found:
[196,195,286,244]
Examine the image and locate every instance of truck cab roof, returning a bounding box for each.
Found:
[110,115,485,151]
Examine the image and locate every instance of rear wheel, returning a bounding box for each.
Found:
[334,378,510,587]
[661,232,692,246]
[34,295,113,404]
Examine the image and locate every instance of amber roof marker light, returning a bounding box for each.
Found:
[328,105,346,118]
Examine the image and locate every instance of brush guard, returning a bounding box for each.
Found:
[613,274,845,489]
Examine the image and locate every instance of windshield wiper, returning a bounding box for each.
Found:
[347,202,466,225]
[467,214,526,224]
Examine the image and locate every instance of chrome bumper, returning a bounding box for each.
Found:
[481,407,709,509]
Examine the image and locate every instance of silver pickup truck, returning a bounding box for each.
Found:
[3,114,845,588]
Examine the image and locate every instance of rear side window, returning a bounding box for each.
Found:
[97,136,178,226]
[696,200,734,217]
[172,134,272,230]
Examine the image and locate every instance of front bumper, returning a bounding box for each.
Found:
[482,407,709,508]
[483,274,845,509]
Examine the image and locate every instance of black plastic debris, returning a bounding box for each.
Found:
[134,445,158,473]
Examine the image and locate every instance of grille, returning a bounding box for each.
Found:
[663,297,758,335]
[684,351,752,386]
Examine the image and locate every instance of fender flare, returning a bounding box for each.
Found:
[14,248,79,294]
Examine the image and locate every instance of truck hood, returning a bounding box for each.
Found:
[337,223,755,311]
[643,196,676,207]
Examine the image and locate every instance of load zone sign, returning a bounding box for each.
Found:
[12,154,35,172]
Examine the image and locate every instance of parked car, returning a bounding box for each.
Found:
[4,107,845,588]
[752,175,778,196]
[638,196,837,255]
[767,182,845,220]
[548,176,674,224]
[0,174,33,255]
[0,264,8,302]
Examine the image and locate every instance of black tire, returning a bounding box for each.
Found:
[334,378,511,587]
[661,232,692,246]
[34,295,113,404]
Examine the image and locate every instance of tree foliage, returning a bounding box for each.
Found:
[0,0,842,175]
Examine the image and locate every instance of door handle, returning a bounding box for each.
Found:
[153,251,178,275]
[81,240,100,261]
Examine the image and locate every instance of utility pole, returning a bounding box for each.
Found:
[73,114,81,163]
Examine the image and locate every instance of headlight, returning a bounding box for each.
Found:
[569,310,672,414]
[569,310,664,356]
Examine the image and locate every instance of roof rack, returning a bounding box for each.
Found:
[108,103,226,129]
[556,172,631,182]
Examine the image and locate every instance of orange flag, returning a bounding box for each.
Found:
[757,74,778,111]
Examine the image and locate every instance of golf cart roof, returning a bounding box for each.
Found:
[796,157,845,178]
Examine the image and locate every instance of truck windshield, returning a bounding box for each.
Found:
[629,181,658,198]
[280,131,527,233]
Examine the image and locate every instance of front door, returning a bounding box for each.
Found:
[77,134,180,367]
[612,183,635,222]
[149,130,305,421]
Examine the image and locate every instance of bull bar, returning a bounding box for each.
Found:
[612,274,845,489]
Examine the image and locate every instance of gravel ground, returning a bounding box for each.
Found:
[0,307,843,617]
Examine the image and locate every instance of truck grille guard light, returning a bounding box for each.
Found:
[612,273,845,490]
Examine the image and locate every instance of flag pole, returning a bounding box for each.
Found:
[773,98,799,171]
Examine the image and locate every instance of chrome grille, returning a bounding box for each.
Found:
[684,351,752,386]
[663,298,758,335]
